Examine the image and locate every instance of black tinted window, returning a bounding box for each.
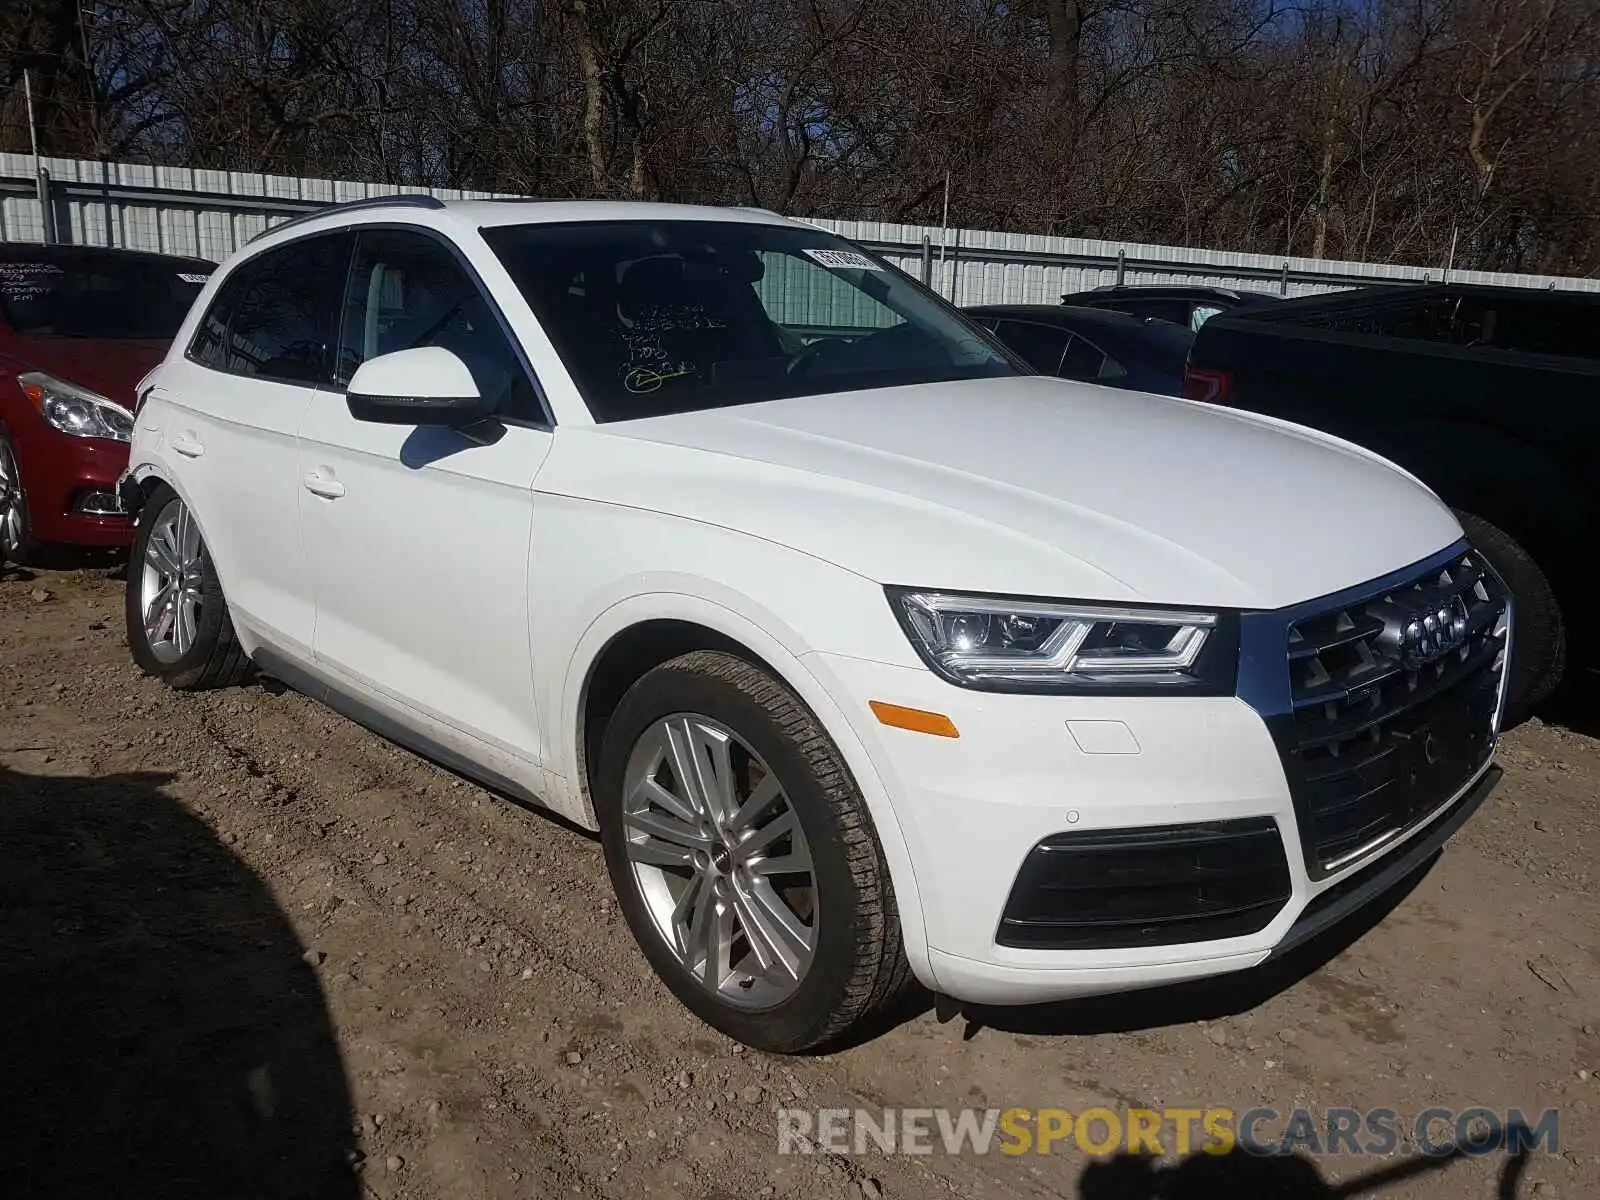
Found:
[0,254,208,340]
[338,230,540,421]
[188,267,253,370]
[991,320,1070,374]
[1060,333,1107,381]
[217,234,349,383]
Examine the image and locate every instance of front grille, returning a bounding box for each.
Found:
[1278,550,1509,878]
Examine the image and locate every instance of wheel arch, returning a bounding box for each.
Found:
[556,592,934,988]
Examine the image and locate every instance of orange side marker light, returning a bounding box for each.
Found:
[869,701,960,739]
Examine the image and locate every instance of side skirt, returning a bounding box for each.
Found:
[252,645,556,819]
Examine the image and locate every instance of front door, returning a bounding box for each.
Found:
[297,226,552,765]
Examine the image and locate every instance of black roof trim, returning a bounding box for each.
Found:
[244,193,447,245]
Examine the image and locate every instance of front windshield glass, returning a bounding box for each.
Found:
[0,254,210,339]
[482,220,1022,421]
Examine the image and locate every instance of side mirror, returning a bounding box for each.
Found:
[346,347,483,426]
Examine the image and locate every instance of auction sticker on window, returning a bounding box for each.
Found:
[802,248,882,271]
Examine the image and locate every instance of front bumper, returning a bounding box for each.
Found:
[805,648,1499,1007]
[6,419,132,548]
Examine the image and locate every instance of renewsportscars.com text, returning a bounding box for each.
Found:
[776,1106,1559,1158]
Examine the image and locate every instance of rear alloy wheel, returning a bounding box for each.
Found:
[598,650,913,1053]
[125,485,251,690]
[0,435,37,567]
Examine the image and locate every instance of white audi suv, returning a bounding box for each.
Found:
[120,197,1511,1051]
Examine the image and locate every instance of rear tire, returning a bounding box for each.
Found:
[1455,509,1564,723]
[125,484,251,690]
[596,650,911,1053]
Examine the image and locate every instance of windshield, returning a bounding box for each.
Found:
[0,254,210,340]
[482,220,1021,421]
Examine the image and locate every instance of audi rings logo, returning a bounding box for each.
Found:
[1399,595,1470,667]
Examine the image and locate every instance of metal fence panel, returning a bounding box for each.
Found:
[4,152,1597,304]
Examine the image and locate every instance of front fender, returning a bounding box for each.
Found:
[548,586,935,992]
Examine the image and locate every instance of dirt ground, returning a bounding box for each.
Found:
[2,562,1596,1200]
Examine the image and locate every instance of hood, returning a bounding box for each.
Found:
[539,376,1462,610]
[6,336,169,409]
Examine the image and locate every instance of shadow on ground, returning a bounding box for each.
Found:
[0,764,357,1198]
[1077,1130,1534,1198]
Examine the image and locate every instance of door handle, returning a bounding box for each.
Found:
[303,472,346,499]
[170,435,205,459]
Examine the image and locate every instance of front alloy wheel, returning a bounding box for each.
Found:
[0,435,35,566]
[598,650,912,1053]
[621,714,818,1009]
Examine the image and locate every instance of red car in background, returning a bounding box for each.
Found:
[0,244,212,565]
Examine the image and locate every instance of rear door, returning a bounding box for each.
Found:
[157,231,351,654]
[297,226,553,765]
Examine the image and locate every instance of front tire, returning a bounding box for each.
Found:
[125,484,251,690]
[597,650,911,1053]
[0,433,38,568]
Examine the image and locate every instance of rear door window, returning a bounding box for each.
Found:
[992,319,1071,374]
[194,233,351,384]
[1059,333,1108,381]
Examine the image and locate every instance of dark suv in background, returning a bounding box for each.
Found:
[1184,281,1600,718]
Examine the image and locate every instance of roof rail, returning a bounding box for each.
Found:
[245,193,447,245]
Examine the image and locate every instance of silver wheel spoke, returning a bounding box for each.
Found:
[748,876,813,964]
[726,772,782,835]
[146,594,175,645]
[144,579,175,621]
[748,850,810,876]
[663,718,712,819]
[699,893,734,991]
[696,724,739,825]
[175,596,197,654]
[671,870,711,954]
[176,503,200,565]
[147,533,181,578]
[728,888,779,974]
[624,808,710,868]
[732,808,798,862]
[635,771,700,827]
[735,880,809,980]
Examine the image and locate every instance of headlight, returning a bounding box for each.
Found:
[18,372,134,443]
[887,587,1236,694]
